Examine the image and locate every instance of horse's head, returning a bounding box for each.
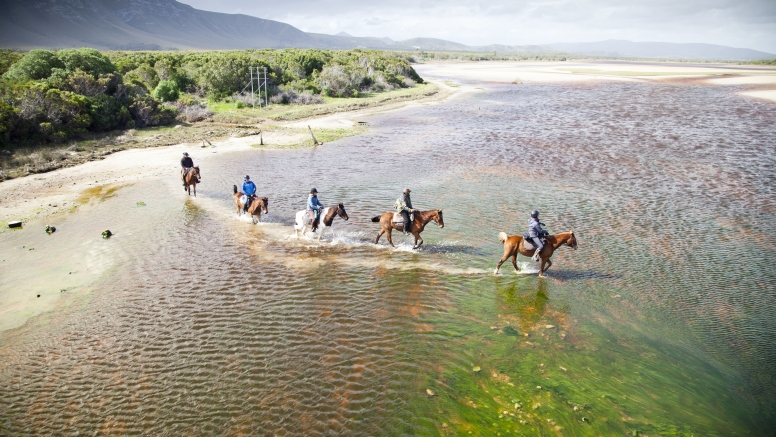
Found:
[337,203,349,221]
[194,166,200,176]
[433,209,444,228]
[260,197,269,215]
[566,230,578,250]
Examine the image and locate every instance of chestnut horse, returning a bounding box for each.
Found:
[232,185,269,224]
[494,231,578,277]
[371,210,444,249]
[183,166,200,196]
[294,203,349,240]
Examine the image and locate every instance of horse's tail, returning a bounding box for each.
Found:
[498,232,508,244]
[371,215,381,223]
[233,185,238,194]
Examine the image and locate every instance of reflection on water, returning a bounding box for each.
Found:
[1,80,775,435]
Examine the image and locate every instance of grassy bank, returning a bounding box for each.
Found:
[0,83,438,180]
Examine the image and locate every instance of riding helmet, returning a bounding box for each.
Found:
[531,210,540,218]
[310,188,318,194]
[244,175,250,180]
[183,152,189,156]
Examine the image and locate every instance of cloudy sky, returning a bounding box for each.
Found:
[178,0,776,53]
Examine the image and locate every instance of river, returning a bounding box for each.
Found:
[1,75,775,435]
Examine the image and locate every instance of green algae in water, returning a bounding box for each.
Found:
[403,274,758,436]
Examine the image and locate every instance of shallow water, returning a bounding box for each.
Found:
[1,79,775,435]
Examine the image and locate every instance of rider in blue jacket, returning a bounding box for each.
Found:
[528,210,547,262]
[242,175,257,212]
[307,188,324,231]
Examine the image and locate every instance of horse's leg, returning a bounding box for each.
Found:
[387,229,395,247]
[413,233,423,249]
[318,226,324,241]
[543,258,553,274]
[511,252,519,272]
[374,229,385,244]
[193,183,196,197]
[495,254,509,274]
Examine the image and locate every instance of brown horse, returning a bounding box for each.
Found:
[183,166,200,196]
[494,231,578,277]
[233,185,269,224]
[371,210,444,249]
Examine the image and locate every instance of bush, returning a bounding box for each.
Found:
[180,104,213,123]
[4,50,64,81]
[153,80,180,102]
[89,94,131,131]
[128,94,177,128]
[0,50,24,76]
[55,48,116,78]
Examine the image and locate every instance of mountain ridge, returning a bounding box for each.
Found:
[1,0,773,60]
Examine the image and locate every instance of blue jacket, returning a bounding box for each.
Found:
[242,181,256,196]
[307,194,323,211]
[528,217,545,238]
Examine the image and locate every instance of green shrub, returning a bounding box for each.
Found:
[0,50,24,76]
[153,80,180,102]
[55,48,116,78]
[128,94,177,127]
[89,94,131,131]
[4,50,64,81]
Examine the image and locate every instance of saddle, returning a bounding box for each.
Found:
[242,194,256,210]
[523,233,547,251]
[392,212,414,226]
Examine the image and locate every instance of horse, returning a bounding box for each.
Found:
[494,230,577,277]
[232,185,269,224]
[183,166,200,196]
[294,203,349,240]
[371,210,444,249]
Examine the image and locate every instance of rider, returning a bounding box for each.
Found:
[180,152,194,188]
[394,188,415,236]
[242,175,257,212]
[527,210,548,262]
[307,188,324,232]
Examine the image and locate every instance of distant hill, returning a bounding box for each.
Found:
[549,39,774,61]
[1,0,773,61]
[0,0,318,50]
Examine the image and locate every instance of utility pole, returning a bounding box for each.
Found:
[250,67,255,110]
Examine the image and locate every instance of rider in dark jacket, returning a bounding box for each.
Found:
[181,152,194,188]
[527,210,547,262]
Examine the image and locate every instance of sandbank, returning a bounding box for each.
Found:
[415,61,776,84]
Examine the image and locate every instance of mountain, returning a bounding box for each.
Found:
[1,0,773,61]
[0,0,319,50]
[549,39,774,61]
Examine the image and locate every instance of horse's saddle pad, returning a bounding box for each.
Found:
[240,195,247,205]
[392,212,413,225]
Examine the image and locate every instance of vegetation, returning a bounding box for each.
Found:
[0,48,423,151]
[743,58,776,65]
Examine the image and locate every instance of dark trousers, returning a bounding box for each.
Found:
[401,211,411,233]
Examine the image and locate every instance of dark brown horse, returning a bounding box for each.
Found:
[183,166,200,196]
[495,231,578,277]
[371,210,444,249]
[233,185,269,224]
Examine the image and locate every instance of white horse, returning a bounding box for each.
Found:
[294,203,349,240]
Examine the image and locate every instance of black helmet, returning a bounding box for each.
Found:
[183,152,189,156]
[310,188,318,194]
[531,210,540,218]
[244,175,250,180]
